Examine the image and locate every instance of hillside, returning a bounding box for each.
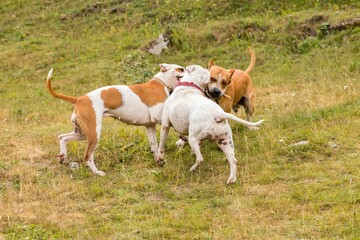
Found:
[1,0,360,239]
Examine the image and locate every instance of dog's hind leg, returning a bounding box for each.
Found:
[58,131,85,164]
[188,137,204,172]
[239,95,257,130]
[215,132,237,184]
[58,112,86,164]
[241,95,254,122]
[75,96,105,176]
[84,137,105,176]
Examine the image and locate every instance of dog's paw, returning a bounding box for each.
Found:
[190,164,199,172]
[156,158,166,167]
[154,150,166,166]
[58,153,67,164]
[96,171,106,176]
[227,175,237,184]
[176,139,187,149]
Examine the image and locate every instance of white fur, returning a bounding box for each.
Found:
[155,65,264,184]
[54,64,185,176]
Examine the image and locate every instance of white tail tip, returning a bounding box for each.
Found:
[47,68,53,80]
[255,119,265,126]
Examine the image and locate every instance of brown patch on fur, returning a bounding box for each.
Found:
[129,80,167,106]
[101,87,123,109]
[74,96,98,160]
[175,68,185,73]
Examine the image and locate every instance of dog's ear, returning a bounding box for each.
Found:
[208,60,215,69]
[185,65,196,74]
[159,64,169,72]
[228,69,235,79]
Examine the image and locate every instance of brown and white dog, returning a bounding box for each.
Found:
[46,64,185,176]
[206,47,256,123]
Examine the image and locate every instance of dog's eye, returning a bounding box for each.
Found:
[210,77,217,82]
[222,81,228,86]
[176,68,185,72]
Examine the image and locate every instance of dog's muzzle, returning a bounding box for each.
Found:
[206,88,222,99]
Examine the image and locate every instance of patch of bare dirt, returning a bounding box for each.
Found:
[211,21,267,44]
[60,0,131,21]
[292,15,360,39]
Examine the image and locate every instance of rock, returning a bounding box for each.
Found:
[288,140,309,147]
[329,142,338,148]
[69,162,80,171]
[147,33,169,55]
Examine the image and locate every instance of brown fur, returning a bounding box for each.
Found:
[101,87,123,109]
[129,80,167,106]
[73,96,97,161]
[208,47,256,121]
[46,74,77,104]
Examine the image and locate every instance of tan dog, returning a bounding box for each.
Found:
[206,48,256,123]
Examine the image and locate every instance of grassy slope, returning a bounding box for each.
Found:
[1,0,360,239]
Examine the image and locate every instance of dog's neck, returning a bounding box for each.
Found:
[153,72,177,91]
[176,81,203,92]
[179,74,205,91]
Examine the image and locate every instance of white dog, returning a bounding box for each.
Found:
[155,65,264,184]
[46,64,185,176]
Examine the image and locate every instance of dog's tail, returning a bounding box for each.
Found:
[244,47,256,74]
[216,112,264,127]
[46,68,77,104]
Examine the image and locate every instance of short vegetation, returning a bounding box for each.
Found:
[0,0,360,239]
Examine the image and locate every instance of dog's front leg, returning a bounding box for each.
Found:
[145,125,158,156]
[156,124,170,166]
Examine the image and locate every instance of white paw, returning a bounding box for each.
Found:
[190,165,198,172]
[176,139,187,149]
[227,175,237,184]
[96,171,106,176]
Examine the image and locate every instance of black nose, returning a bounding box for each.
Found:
[210,88,221,98]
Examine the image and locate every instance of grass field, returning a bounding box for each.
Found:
[1,0,360,239]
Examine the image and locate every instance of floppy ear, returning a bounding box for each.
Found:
[159,64,169,72]
[208,60,215,69]
[228,69,235,79]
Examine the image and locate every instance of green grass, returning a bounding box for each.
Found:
[1,0,360,239]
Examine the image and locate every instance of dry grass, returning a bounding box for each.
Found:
[1,0,360,239]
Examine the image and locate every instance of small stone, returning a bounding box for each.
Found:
[69,162,80,171]
[288,140,309,147]
[329,142,338,148]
